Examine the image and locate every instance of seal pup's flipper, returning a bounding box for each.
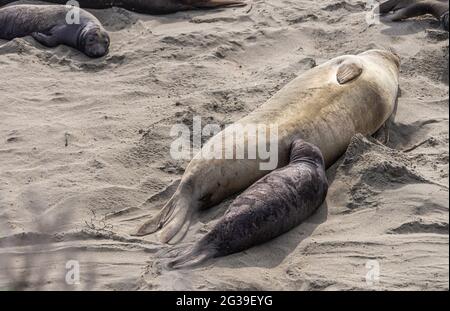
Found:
[32,32,59,48]
[31,26,65,48]
[158,202,194,244]
[166,140,328,269]
[336,60,363,84]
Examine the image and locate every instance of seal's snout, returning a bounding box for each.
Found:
[88,45,108,58]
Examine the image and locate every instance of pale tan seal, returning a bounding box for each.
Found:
[134,49,401,244]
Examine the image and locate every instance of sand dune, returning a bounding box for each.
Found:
[0,0,448,290]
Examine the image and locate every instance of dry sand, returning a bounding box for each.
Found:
[0,0,448,290]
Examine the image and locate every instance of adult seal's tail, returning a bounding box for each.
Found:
[0,4,110,58]
[0,0,247,15]
[378,0,449,31]
[165,140,328,269]
[134,49,400,245]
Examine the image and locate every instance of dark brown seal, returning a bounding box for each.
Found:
[164,140,328,269]
[378,0,449,31]
[1,0,246,15]
[0,4,110,57]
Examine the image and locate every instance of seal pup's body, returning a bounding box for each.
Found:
[166,140,328,269]
[135,50,401,245]
[379,0,449,31]
[0,4,110,57]
[3,0,246,15]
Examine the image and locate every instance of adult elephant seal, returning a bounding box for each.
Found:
[0,4,110,58]
[7,0,246,15]
[378,0,449,31]
[134,49,401,249]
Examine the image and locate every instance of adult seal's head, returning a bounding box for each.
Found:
[78,22,110,58]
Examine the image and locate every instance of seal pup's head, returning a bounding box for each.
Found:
[78,23,110,58]
[289,139,325,167]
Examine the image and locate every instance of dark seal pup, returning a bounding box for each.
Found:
[164,140,328,269]
[0,4,110,57]
[378,0,449,31]
[8,0,246,15]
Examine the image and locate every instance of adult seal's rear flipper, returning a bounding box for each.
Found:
[166,140,329,269]
[31,31,60,48]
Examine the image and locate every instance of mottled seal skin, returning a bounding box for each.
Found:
[7,0,246,15]
[0,4,110,57]
[134,49,400,245]
[166,140,328,269]
[379,0,449,31]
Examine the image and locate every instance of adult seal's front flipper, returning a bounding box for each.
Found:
[166,140,328,269]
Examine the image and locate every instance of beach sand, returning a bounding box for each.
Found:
[0,0,448,290]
